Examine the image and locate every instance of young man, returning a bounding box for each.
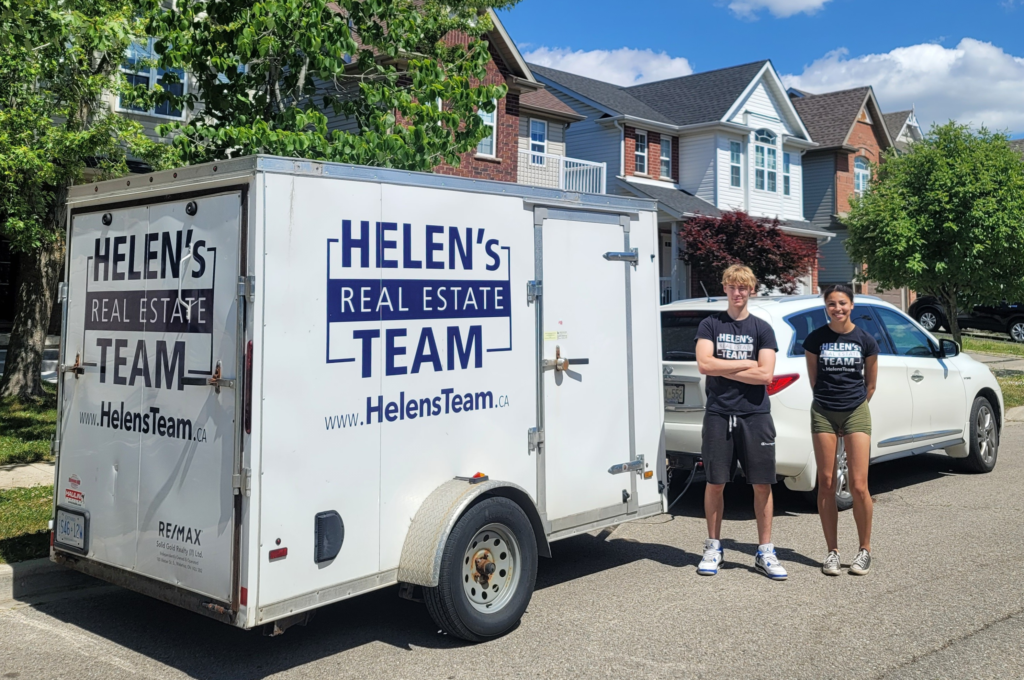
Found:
[694,265,786,580]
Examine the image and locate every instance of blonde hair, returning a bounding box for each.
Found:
[721,264,758,291]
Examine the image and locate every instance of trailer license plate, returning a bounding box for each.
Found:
[664,384,685,405]
[56,509,87,551]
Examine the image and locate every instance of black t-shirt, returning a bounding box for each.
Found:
[802,325,880,411]
[696,311,778,415]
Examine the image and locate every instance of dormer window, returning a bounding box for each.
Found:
[754,129,777,192]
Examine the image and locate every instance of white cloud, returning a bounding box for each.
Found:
[784,38,1024,136]
[522,46,693,86]
[725,0,831,19]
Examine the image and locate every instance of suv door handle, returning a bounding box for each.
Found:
[911,371,924,382]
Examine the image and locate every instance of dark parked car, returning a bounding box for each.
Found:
[910,295,1024,342]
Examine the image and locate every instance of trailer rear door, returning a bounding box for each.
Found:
[57,191,243,604]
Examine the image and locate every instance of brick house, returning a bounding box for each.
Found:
[790,86,919,310]
[531,60,833,302]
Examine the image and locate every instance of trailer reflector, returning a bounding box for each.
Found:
[240,587,248,606]
[269,548,288,561]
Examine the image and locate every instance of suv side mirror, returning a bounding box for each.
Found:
[939,338,960,358]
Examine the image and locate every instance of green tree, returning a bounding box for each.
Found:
[144,0,519,169]
[0,0,168,399]
[846,122,1024,345]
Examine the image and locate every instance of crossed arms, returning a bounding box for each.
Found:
[695,339,776,386]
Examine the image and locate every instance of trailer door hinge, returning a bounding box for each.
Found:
[51,437,60,457]
[527,280,542,304]
[233,467,252,497]
[528,427,544,453]
[238,275,256,303]
[59,282,68,303]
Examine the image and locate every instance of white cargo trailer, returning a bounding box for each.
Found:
[51,156,665,640]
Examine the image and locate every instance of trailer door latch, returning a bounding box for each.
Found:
[603,249,639,268]
[526,280,542,304]
[528,427,544,454]
[608,455,645,475]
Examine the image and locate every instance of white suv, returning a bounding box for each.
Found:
[661,295,1003,508]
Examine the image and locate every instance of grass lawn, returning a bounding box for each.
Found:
[0,485,52,564]
[993,370,1024,410]
[0,385,57,466]
[937,332,1024,359]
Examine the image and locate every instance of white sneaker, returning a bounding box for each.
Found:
[697,538,723,575]
[755,544,788,580]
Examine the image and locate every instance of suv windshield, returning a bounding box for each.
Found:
[661,310,717,361]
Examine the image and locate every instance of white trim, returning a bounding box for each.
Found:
[486,9,535,82]
[623,174,680,190]
[722,62,813,142]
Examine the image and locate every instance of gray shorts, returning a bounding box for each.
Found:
[701,412,777,485]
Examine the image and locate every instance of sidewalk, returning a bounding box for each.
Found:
[967,351,1024,372]
[0,462,55,490]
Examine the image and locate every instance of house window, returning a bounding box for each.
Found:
[783,152,791,196]
[660,135,672,178]
[634,130,647,175]
[530,119,547,166]
[854,156,870,195]
[119,39,185,119]
[476,103,497,156]
[754,129,777,192]
[730,141,742,188]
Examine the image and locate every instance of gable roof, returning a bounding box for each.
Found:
[883,110,912,140]
[519,87,585,122]
[528,63,673,123]
[530,60,799,131]
[791,87,892,150]
[623,61,770,127]
[615,179,721,218]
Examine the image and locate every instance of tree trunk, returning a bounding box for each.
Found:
[0,186,67,400]
[940,293,962,347]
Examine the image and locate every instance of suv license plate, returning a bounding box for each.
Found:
[664,384,685,405]
[56,508,87,552]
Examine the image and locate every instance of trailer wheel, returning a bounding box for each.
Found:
[423,496,537,642]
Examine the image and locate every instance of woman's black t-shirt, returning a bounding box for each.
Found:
[802,325,879,411]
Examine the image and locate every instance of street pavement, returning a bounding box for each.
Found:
[2,425,1023,679]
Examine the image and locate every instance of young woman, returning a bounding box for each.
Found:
[802,285,879,576]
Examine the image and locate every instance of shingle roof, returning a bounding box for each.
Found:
[528,64,674,123]
[623,61,770,127]
[883,111,912,140]
[529,60,772,127]
[1008,138,1024,160]
[519,87,584,120]
[615,180,721,218]
[791,87,870,149]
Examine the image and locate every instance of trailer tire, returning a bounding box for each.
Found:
[423,496,537,642]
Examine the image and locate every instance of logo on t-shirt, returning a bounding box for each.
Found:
[716,333,754,360]
[819,342,862,371]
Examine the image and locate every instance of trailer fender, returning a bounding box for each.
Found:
[397,479,550,588]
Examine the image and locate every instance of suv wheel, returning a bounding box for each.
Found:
[961,396,999,473]
[802,446,854,512]
[1008,318,1024,343]
[916,308,943,332]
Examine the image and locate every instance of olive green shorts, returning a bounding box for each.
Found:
[810,400,872,436]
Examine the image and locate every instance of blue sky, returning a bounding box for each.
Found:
[499,0,1024,138]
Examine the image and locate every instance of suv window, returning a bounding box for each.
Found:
[786,305,894,356]
[661,310,716,361]
[875,307,935,357]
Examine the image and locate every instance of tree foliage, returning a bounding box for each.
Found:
[679,211,819,295]
[0,0,168,398]
[142,0,520,170]
[845,122,1024,344]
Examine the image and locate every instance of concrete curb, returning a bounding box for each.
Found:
[0,557,100,604]
[1007,406,1024,422]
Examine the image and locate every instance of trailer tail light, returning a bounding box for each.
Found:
[767,373,800,396]
[240,587,248,606]
[244,341,253,434]
[269,547,287,561]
